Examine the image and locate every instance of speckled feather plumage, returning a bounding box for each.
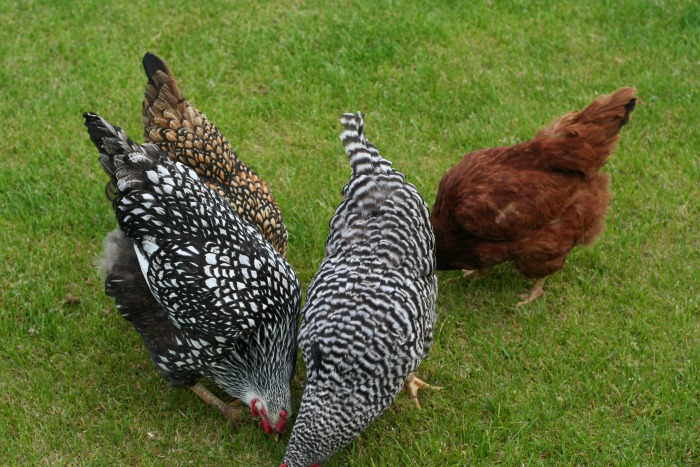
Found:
[281,113,437,466]
[142,52,288,255]
[87,112,300,426]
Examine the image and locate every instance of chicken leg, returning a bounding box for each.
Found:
[517,277,546,307]
[403,373,442,409]
[190,382,242,424]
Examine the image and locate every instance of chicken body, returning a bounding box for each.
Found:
[87,113,300,438]
[431,88,637,304]
[280,113,438,466]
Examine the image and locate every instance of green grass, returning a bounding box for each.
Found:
[1,0,699,464]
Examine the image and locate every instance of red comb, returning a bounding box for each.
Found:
[251,399,259,417]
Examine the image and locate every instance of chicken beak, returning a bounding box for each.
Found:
[274,432,281,443]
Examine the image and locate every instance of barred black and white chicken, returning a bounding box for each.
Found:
[280,113,439,466]
[86,112,301,440]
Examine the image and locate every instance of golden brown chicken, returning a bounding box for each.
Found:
[142,52,288,255]
[431,88,637,305]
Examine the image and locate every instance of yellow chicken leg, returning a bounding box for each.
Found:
[517,277,546,307]
[403,373,442,409]
[190,382,242,424]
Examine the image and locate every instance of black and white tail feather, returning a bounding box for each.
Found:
[338,112,392,178]
[281,112,437,467]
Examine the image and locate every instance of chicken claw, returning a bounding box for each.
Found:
[462,269,479,278]
[403,373,442,409]
[517,278,545,307]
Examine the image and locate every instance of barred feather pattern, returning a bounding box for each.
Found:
[87,112,301,424]
[142,52,288,255]
[281,112,437,466]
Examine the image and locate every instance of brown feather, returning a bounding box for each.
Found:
[431,88,637,288]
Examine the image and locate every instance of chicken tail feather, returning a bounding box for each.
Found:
[340,112,392,177]
[84,112,161,199]
[538,87,637,173]
[142,53,186,141]
[142,52,183,102]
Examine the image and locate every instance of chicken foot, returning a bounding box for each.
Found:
[462,269,488,279]
[517,277,546,307]
[403,373,442,409]
[190,382,242,424]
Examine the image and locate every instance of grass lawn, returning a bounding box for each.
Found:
[1,0,698,464]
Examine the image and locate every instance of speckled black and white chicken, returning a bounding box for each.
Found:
[280,113,439,467]
[95,52,293,437]
[86,112,300,440]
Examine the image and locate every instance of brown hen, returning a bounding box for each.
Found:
[142,52,288,255]
[431,88,637,305]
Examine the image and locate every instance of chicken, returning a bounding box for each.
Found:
[142,52,287,255]
[431,87,637,305]
[280,112,439,467]
[85,112,301,440]
[95,52,293,436]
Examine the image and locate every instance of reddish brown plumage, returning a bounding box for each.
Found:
[431,88,637,299]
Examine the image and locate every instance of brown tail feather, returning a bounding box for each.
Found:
[143,53,171,87]
[537,87,637,173]
[142,52,184,118]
